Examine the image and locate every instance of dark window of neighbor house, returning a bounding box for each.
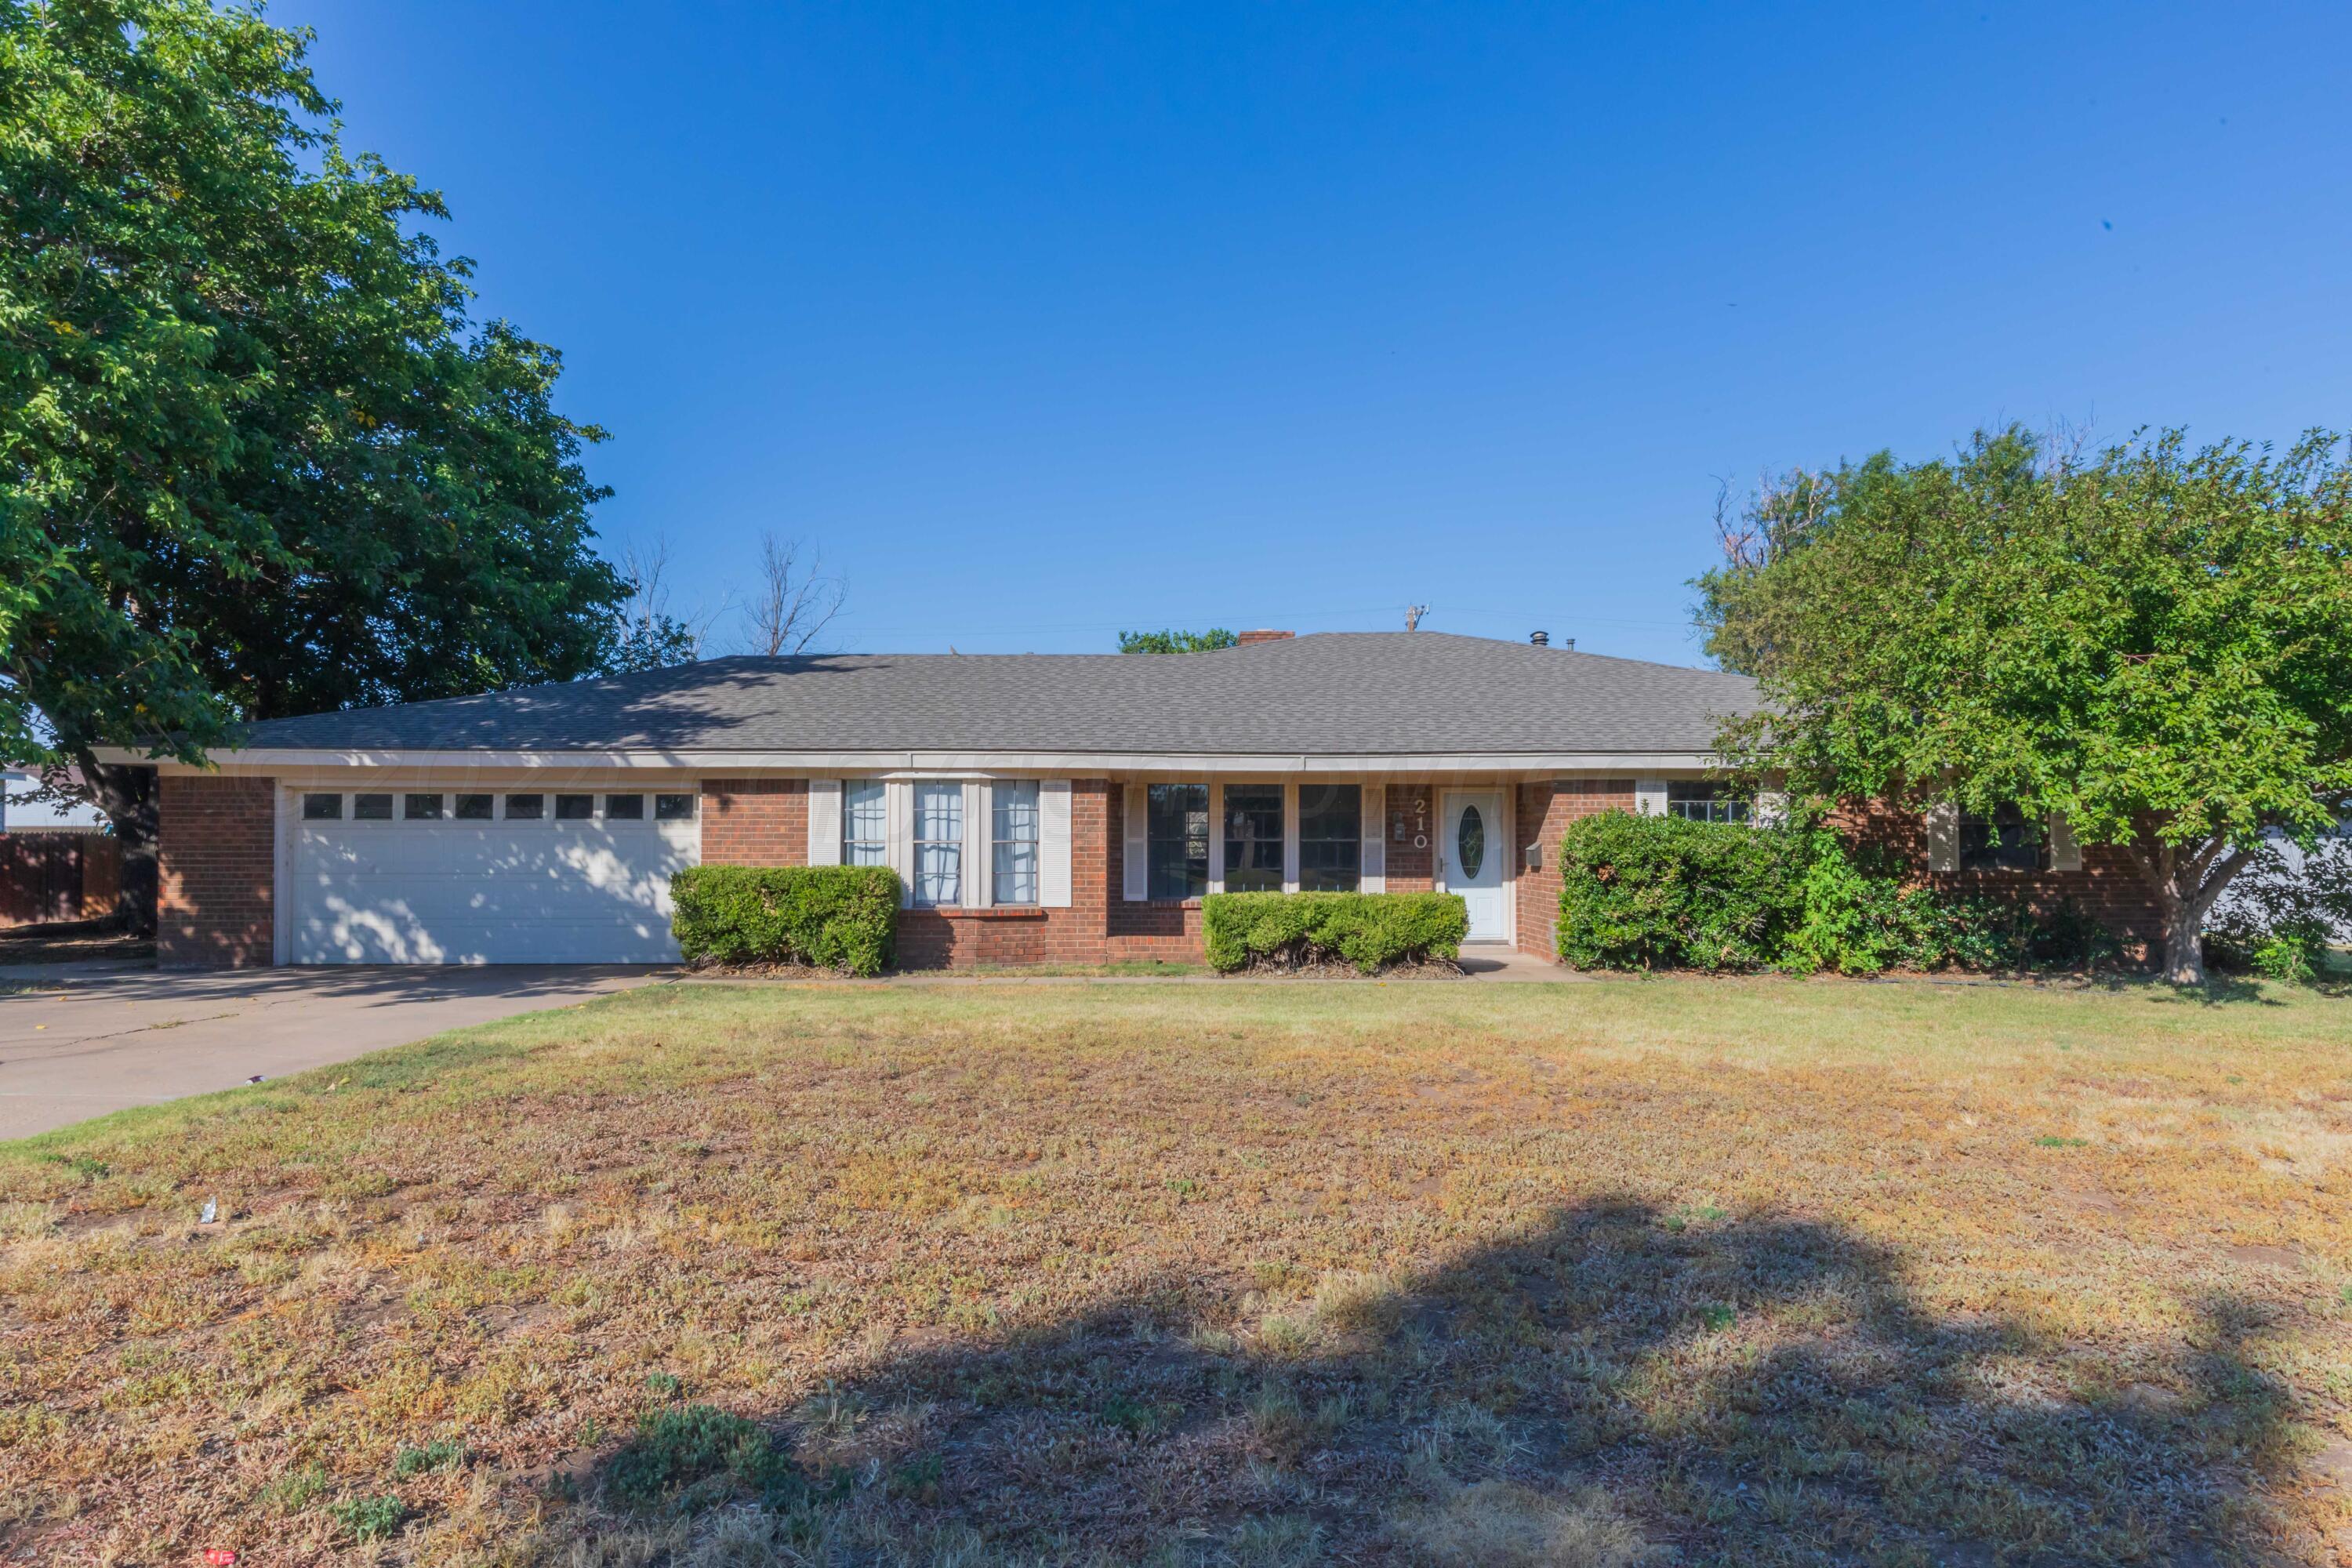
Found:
[301,793,342,821]
[454,793,493,820]
[655,793,696,822]
[1961,804,2045,872]
[505,793,545,820]
[1668,782,1750,824]
[1222,784,1284,892]
[1146,782,1209,900]
[554,793,595,821]
[1298,784,1361,891]
[604,793,645,820]
[352,793,393,821]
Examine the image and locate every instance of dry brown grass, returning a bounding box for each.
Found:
[2,975,2348,1566]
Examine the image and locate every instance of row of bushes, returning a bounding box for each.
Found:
[670,867,1468,977]
[1555,810,2118,975]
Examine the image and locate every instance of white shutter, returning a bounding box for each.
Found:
[806,779,841,866]
[1926,801,1960,873]
[1040,780,1073,907]
[963,781,989,908]
[2048,811,2082,873]
[1754,789,1787,828]
[1360,784,1385,892]
[1206,781,1225,893]
[1282,783,1301,892]
[1123,783,1148,901]
[888,780,913,906]
[1635,779,1669,816]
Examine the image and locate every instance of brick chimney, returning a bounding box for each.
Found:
[1235,630,1294,644]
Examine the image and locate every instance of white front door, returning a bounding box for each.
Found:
[1440,791,1507,942]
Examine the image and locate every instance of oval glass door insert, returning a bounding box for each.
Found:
[1456,804,1486,879]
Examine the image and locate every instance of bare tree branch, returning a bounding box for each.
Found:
[739,532,845,656]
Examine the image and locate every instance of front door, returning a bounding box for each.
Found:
[1441,791,1506,942]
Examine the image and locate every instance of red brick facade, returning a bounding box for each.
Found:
[158,773,276,968]
[1515,779,1636,960]
[1841,800,2163,961]
[700,779,808,866]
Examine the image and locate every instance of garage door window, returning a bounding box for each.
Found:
[655,793,696,821]
[605,794,645,819]
[405,793,445,820]
[505,794,544,820]
[354,793,393,821]
[302,793,343,820]
[455,793,493,821]
[555,793,594,821]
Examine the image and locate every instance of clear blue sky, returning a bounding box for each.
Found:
[278,1,2352,666]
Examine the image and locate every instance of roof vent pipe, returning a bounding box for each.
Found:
[1529,630,1549,646]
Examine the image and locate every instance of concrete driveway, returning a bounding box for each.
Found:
[0,964,666,1142]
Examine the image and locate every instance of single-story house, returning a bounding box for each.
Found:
[119,631,2160,968]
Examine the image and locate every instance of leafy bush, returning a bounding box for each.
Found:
[329,1495,405,1542]
[669,866,901,975]
[1554,810,1813,971]
[1559,809,2120,975]
[1203,892,1468,974]
[601,1403,818,1514]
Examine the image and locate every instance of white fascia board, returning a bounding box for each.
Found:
[133,748,1733,775]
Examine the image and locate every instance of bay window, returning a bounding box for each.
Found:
[1221,784,1284,892]
[1147,783,1209,900]
[1297,784,1361,892]
[913,780,964,905]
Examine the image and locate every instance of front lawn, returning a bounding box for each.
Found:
[2,978,2347,1565]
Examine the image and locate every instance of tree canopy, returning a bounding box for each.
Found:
[1696,426,2352,983]
[2,0,626,835]
[1117,628,1238,654]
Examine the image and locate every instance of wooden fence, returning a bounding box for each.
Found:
[0,833,122,927]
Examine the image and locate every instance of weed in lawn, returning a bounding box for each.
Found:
[391,1439,466,1478]
[601,1404,810,1515]
[263,1461,330,1512]
[328,1494,403,1542]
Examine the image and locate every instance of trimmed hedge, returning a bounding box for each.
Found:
[1203,891,1469,974]
[669,865,901,975]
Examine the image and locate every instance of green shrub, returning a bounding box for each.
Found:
[328,1495,405,1543]
[669,865,901,975]
[601,1403,815,1514]
[1554,810,1813,971]
[2204,837,2351,983]
[1559,808,2119,975]
[1203,892,1468,974]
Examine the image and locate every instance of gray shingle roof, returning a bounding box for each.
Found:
[228,633,1760,756]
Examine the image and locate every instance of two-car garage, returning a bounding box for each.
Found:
[288,786,699,964]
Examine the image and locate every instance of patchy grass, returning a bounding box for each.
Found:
[2,976,2348,1565]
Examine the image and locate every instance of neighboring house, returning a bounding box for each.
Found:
[109,631,2158,969]
[1,768,110,834]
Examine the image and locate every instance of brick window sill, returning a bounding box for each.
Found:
[916,906,1049,920]
[1129,898,1203,909]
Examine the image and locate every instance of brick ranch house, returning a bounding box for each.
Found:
[119,631,2161,969]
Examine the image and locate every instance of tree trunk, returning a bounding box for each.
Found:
[72,756,159,937]
[2124,823,2255,988]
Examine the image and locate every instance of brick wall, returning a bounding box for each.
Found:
[887,779,1119,970]
[158,774,275,967]
[700,779,807,866]
[1514,779,1636,960]
[1842,801,2163,960]
[1381,783,1436,892]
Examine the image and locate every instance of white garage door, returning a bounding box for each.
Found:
[291,787,699,964]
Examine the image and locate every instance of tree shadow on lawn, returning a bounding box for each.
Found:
[557,1200,2318,1566]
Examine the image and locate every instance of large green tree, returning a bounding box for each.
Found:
[1696,426,2352,985]
[2,0,626,920]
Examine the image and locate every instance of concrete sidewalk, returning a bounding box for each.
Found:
[0,964,666,1141]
